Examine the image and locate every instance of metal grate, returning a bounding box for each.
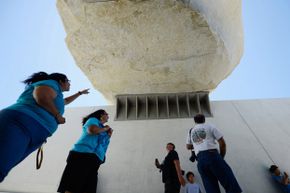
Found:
[115,92,212,121]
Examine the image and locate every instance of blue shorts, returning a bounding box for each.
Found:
[0,109,50,182]
[197,150,242,193]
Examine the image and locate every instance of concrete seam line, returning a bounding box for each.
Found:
[231,101,275,164]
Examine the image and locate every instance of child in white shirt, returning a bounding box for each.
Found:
[185,171,202,193]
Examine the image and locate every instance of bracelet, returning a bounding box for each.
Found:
[78,91,82,95]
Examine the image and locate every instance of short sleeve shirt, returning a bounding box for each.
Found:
[161,150,179,183]
[72,117,110,161]
[185,183,202,193]
[272,174,290,193]
[6,80,64,134]
[186,123,223,154]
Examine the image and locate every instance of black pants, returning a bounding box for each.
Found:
[57,151,103,193]
[164,180,180,193]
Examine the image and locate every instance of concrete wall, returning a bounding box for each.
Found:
[1,98,290,193]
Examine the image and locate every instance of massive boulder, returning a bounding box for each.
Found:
[57,0,243,103]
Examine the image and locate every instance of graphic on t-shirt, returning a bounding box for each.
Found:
[192,128,206,144]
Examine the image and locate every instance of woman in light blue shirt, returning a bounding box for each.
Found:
[58,109,113,193]
[0,71,89,182]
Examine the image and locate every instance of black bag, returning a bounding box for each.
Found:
[189,150,197,162]
[188,127,197,162]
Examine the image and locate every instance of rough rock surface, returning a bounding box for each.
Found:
[57,0,243,103]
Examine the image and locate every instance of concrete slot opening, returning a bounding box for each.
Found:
[157,95,168,119]
[178,94,189,117]
[148,96,158,119]
[168,95,178,118]
[137,96,147,119]
[188,94,199,117]
[127,96,137,120]
[116,96,126,120]
[199,93,212,117]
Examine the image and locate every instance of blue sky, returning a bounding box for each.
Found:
[0,0,289,108]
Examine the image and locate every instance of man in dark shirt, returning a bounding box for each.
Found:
[155,143,185,193]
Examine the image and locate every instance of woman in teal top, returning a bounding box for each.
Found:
[58,109,113,193]
[0,71,89,183]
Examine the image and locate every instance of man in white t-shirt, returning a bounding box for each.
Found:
[186,114,242,193]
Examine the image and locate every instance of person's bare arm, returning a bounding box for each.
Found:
[173,160,186,186]
[186,144,193,150]
[218,137,226,158]
[282,172,290,185]
[88,125,110,135]
[33,86,65,124]
[64,89,89,105]
[107,128,113,137]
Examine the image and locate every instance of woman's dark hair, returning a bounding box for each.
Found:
[194,114,205,124]
[186,171,194,180]
[22,71,68,85]
[82,109,106,125]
